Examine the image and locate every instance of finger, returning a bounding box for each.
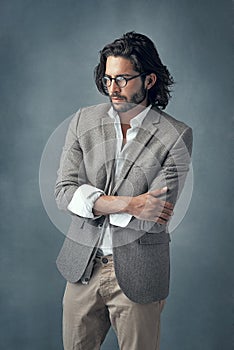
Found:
[158,212,172,220]
[149,187,168,197]
[155,199,173,212]
[162,200,174,209]
[155,217,167,225]
[162,207,174,215]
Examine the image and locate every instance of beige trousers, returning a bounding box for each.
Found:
[62,255,165,350]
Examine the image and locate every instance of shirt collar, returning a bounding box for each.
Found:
[108,104,152,128]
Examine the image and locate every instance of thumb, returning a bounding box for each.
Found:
[149,187,168,197]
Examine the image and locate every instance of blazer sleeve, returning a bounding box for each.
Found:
[125,126,193,233]
[54,109,85,211]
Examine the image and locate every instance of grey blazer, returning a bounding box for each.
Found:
[55,103,193,303]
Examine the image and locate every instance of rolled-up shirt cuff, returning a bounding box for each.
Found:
[109,212,132,227]
[67,184,105,218]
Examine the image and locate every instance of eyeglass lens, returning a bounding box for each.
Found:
[102,76,127,88]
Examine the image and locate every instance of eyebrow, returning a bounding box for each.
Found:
[104,74,133,78]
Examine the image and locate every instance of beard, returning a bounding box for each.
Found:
[110,85,148,113]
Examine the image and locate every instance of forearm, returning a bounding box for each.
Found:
[93,195,133,216]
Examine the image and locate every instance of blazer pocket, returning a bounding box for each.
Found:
[139,232,170,245]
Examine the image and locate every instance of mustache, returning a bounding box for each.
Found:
[110,93,127,101]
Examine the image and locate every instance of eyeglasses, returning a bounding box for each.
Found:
[102,72,146,89]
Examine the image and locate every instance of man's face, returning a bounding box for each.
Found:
[104,56,148,113]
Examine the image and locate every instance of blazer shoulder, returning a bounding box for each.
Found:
[151,107,193,153]
[68,103,111,134]
[80,103,110,119]
[161,110,193,155]
[159,109,192,134]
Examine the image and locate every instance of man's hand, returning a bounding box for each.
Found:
[93,187,174,224]
[126,187,174,224]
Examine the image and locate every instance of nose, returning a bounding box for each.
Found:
[108,79,121,94]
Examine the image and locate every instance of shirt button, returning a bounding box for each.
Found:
[98,224,103,229]
[102,257,108,264]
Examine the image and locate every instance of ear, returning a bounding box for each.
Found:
[145,73,157,90]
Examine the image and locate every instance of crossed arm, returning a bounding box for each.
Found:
[93,187,174,224]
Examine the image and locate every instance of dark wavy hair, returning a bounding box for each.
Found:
[94,31,174,110]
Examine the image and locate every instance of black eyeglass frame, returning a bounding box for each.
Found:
[102,72,147,88]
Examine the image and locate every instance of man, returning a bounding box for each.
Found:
[55,31,193,350]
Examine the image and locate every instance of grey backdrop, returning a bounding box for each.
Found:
[0,0,233,349]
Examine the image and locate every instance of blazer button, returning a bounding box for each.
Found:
[102,257,108,264]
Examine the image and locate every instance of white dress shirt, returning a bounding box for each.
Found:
[67,104,152,255]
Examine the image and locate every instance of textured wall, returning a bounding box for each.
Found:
[0,0,233,349]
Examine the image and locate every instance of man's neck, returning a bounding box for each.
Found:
[119,102,149,124]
